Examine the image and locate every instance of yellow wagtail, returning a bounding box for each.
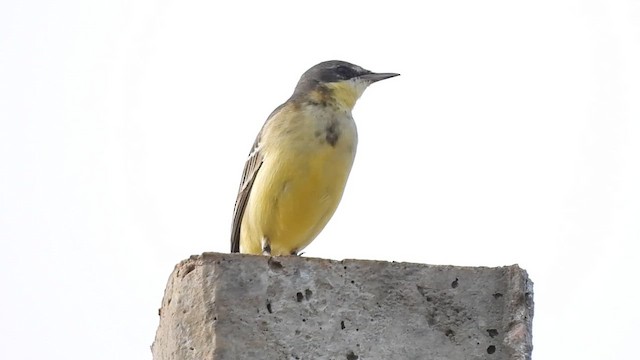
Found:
[230,60,399,255]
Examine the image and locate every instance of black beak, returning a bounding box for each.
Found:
[358,72,400,83]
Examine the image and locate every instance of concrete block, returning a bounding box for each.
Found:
[152,253,533,360]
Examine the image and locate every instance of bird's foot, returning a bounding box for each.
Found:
[261,237,272,256]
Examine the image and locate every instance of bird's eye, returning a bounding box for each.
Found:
[336,65,353,79]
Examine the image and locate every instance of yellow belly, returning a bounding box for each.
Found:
[240,137,356,255]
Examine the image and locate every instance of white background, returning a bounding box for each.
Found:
[1,1,639,359]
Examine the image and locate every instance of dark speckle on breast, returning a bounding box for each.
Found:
[325,122,340,147]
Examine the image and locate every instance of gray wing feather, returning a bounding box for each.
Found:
[230,103,287,252]
[230,136,263,252]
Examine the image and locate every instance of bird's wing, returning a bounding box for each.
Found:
[230,135,263,252]
[230,104,286,252]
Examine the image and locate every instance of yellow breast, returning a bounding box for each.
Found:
[239,104,358,255]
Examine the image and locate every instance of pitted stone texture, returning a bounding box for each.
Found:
[152,253,533,360]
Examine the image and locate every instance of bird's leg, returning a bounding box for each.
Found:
[261,236,272,256]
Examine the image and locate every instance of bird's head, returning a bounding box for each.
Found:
[293,60,399,109]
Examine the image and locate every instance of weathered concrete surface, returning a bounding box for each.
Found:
[152,253,533,360]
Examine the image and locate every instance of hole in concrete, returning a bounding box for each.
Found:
[296,292,304,302]
[487,345,496,354]
[341,321,345,330]
[451,278,459,288]
[302,318,307,322]
[487,329,498,338]
[445,329,455,338]
[346,350,359,360]
[426,296,433,302]
[350,280,355,284]
[167,298,172,305]
[268,258,283,271]
[181,264,196,278]
[305,289,313,300]
[189,347,194,351]
[493,292,503,299]
[344,266,348,270]
[266,302,272,314]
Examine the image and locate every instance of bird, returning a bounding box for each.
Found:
[230,60,399,256]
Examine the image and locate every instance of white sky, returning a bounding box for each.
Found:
[1,1,639,359]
